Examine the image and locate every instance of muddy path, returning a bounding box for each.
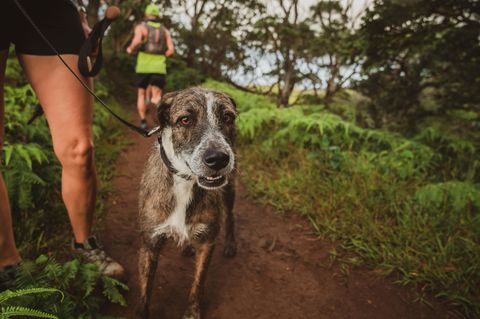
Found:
[101,122,456,319]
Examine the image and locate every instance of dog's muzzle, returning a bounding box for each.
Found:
[196,149,231,189]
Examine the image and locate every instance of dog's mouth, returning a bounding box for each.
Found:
[197,175,227,189]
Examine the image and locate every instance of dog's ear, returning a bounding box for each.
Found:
[157,91,179,127]
[218,92,237,111]
[228,97,237,111]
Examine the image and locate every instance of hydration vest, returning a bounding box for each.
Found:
[140,21,167,55]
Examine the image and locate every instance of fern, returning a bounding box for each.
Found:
[1,306,59,319]
[0,288,63,319]
[101,277,128,307]
[0,288,63,304]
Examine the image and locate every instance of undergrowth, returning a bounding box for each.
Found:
[204,79,480,317]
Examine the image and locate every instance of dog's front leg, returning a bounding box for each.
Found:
[137,236,165,319]
[183,241,215,319]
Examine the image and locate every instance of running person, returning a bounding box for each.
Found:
[0,0,124,290]
[126,4,175,130]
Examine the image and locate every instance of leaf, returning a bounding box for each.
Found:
[0,306,59,318]
[0,288,64,304]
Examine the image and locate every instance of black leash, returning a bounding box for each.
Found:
[14,0,158,138]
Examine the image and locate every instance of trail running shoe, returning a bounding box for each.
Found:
[72,237,125,279]
[140,119,148,130]
[0,264,19,292]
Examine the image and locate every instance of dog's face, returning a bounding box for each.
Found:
[158,87,237,189]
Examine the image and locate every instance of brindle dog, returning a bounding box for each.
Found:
[137,87,237,319]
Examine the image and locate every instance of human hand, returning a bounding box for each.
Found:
[79,9,92,39]
[79,9,100,59]
[126,46,133,55]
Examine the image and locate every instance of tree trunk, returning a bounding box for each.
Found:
[324,64,339,107]
[87,0,100,26]
[277,67,295,107]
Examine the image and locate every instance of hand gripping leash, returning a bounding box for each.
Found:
[78,6,118,77]
[14,0,160,138]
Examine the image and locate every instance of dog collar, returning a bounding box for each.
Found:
[157,137,193,181]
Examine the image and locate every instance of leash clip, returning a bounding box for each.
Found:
[146,126,161,137]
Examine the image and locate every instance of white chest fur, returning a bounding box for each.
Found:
[151,176,195,244]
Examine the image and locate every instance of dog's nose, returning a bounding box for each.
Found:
[203,150,230,170]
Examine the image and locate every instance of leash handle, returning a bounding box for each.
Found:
[78,6,120,77]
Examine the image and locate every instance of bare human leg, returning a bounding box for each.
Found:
[150,85,162,106]
[18,54,96,244]
[0,49,22,268]
[148,85,162,125]
[137,87,147,121]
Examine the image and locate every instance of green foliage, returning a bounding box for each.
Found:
[165,56,206,92]
[1,288,63,319]
[204,80,480,316]
[5,256,127,319]
[358,0,480,131]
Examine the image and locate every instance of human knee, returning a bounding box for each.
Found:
[56,138,94,170]
[151,90,162,105]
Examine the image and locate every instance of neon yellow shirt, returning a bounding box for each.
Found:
[135,52,167,74]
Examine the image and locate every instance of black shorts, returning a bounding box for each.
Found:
[136,73,166,90]
[0,0,85,55]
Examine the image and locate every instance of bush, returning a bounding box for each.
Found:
[165,56,205,91]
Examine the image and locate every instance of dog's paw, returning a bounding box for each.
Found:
[223,241,237,258]
[182,245,196,257]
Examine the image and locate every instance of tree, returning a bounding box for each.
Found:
[169,0,263,78]
[358,0,480,131]
[106,0,151,54]
[308,0,365,107]
[250,0,314,106]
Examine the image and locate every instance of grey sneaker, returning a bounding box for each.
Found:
[0,264,19,292]
[72,237,125,279]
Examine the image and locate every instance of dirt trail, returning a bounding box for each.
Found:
[101,128,456,319]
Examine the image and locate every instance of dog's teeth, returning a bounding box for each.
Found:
[206,176,222,181]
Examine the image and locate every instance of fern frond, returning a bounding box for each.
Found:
[0,306,59,319]
[0,288,64,304]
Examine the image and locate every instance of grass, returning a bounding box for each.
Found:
[204,79,480,317]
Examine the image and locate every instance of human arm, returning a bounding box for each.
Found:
[164,29,175,57]
[74,0,92,38]
[126,25,146,55]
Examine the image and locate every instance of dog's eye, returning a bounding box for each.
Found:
[178,116,192,126]
[223,113,235,124]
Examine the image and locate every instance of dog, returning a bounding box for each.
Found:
[137,87,238,319]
